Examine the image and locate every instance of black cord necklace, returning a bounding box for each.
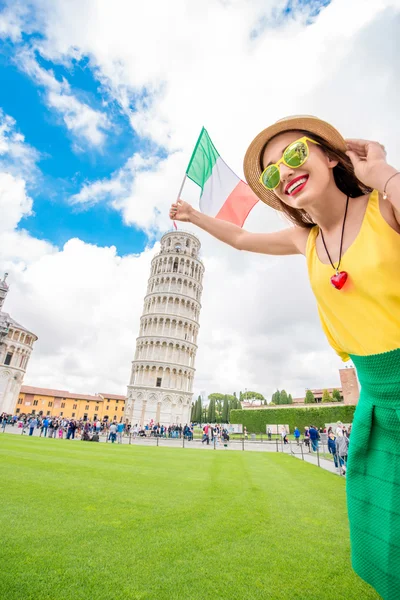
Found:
[319,195,349,290]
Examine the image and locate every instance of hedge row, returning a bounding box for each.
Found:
[230,406,357,433]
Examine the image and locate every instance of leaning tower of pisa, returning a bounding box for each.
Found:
[124,231,204,427]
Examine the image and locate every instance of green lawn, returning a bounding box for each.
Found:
[0,435,379,600]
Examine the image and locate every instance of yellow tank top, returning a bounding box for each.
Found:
[306,190,400,361]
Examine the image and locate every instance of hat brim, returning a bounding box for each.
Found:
[243,116,347,211]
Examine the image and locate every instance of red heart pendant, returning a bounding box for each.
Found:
[330,271,348,290]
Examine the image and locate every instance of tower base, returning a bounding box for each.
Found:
[125,385,192,427]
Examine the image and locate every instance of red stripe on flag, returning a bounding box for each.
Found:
[215,180,259,227]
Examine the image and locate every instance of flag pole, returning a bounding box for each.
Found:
[176,174,186,203]
[173,174,186,230]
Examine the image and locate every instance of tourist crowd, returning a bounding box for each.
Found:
[0,413,196,444]
[201,423,231,445]
[1,413,350,469]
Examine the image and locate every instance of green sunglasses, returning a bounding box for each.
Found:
[259,136,320,190]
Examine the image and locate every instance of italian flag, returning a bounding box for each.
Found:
[185,128,259,227]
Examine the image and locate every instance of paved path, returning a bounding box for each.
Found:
[1,426,343,476]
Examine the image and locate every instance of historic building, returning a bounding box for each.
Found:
[124,230,204,427]
[15,386,126,421]
[0,274,38,415]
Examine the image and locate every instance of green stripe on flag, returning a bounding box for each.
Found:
[186,127,220,189]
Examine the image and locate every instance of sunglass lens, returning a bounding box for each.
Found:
[284,141,308,168]
[262,165,280,189]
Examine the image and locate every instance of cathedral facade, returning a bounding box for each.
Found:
[0,274,38,415]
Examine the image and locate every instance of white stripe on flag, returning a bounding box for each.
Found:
[200,156,239,216]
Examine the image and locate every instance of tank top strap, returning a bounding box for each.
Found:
[363,189,381,227]
[306,224,319,260]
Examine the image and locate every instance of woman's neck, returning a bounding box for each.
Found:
[307,187,349,233]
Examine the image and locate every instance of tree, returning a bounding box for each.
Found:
[190,402,195,421]
[208,393,225,422]
[195,396,202,423]
[288,394,293,404]
[332,389,342,402]
[279,390,289,405]
[271,390,280,405]
[322,389,332,403]
[305,390,316,404]
[222,396,229,423]
[242,391,265,404]
[207,398,216,423]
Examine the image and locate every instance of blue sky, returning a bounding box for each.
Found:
[0,0,333,257]
[0,37,150,255]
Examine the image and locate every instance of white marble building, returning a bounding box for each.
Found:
[0,274,38,415]
[124,231,204,427]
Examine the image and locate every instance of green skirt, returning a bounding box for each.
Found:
[348,348,400,600]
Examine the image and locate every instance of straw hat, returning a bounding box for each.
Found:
[243,115,347,210]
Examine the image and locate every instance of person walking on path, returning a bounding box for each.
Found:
[309,425,319,452]
[117,422,124,443]
[294,427,301,446]
[170,115,400,599]
[337,431,349,474]
[66,420,76,440]
[109,422,117,443]
[328,432,344,471]
[28,417,37,436]
[42,417,49,437]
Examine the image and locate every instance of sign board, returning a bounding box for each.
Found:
[266,424,290,435]
[224,424,242,434]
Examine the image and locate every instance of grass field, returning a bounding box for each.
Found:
[0,435,379,600]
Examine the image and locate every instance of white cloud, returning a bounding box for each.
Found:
[0,109,40,179]
[0,4,29,41]
[1,0,400,401]
[0,173,33,233]
[16,50,111,148]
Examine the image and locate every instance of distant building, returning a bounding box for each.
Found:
[242,367,359,410]
[15,386,126,422]
[0,274,38,415]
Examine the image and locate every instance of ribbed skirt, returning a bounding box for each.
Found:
[348,348,400,599]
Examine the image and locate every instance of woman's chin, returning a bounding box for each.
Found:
[287,186,318,210]
[282,192,308,210]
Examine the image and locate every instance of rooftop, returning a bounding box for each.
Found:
[0,311,37,338]
[20,386,126,402]
[0,273,9,291]
[98,393,126,400]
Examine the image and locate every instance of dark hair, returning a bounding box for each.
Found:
[260,130,373,229]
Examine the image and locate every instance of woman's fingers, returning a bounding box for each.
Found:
[346,150,361,167]
[346,139,386,159]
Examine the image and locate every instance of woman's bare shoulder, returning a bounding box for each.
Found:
[291,226,314,255]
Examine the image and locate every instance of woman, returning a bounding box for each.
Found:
[169,116,400,599]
